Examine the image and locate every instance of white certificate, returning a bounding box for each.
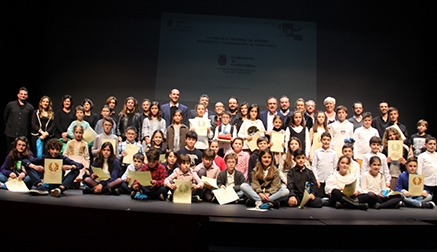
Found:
[44,158,63,184]
[388,140,403,160]
[189,118,210,136]
[173,180,192,204]
[270,131,285,153]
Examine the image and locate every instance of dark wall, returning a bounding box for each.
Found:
[2,1,435,157]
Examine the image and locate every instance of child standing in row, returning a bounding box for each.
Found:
[142,101,166,148]
[209,140,226,171]
[311,132,338,198]
[309,111,328,163]
[410,119,431,158]
[328,105,354,157]
[166,110,189,152]
[417,136,437,204]
[352,112,379,166]
[285,110,310,157]
[361,136,391,188]
[213,111,237,157]
[229,137,250,180]
[63,125,90,188]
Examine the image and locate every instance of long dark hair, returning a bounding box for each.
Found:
[94,142,116,172]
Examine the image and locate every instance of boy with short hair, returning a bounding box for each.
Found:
[67,105,91,139]
[417,136,437,204]
[328,105,354,157]
[23,138,84,197]
[118,126,144,177]
[120,152,146,195]
[164,153,204,202]
[194,148,220,202]
[410,119,431,158]
[92,116,118,158]
[311,132,338,198]
[130,148,167,200]
[287,148,323,208]
[213,110,237,157]
[94,105,117,135]
[177,130,203,168]
[385,106,409,145]
[396,157,435,208]
[361,136,391,187]
[352,111,379,166]
[216,152,248,202]
[229,137,250,180]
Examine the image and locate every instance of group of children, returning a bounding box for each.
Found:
[1,99,436,213]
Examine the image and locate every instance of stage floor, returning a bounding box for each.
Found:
[2,189,437,251]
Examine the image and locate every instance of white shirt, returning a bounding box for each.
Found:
[417,151,437,186]
[353,126,379,160]
[311,147,338,183]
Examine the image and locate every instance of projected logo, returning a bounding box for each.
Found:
[279,23,303,41]
[218,54,227,66]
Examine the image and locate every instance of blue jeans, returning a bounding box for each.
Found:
[241,182,289,203]
[403,194,433,207]
[0,173,33,189]
[27,168,79,190]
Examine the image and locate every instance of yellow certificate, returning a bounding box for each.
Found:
[91,166,110,181]
[127,170,152,186]
[83,127,98,144]
[202,176,218,189]
[388,140,403,160]
[342,179,356,197]
[44,158,63,184]
[299,189,310,209]
[5,179,29,192]
[189,118,210,136]
[409,174,424,197]
[123,144,139,164]
[247,131,262,152]
[212,187,239,205]
[173,180,192,204]
[270,131,285,153]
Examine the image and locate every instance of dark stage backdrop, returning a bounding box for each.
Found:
[1,1,435,157]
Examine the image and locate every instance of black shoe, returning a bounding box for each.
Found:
[335,202,344,209]
[102,186,112,195]
[82,187,94,194]
[246,199,256,207]
[271,200,280,209]
[29,185,49,195]
[374,202,381,209]
[112,188,120,196]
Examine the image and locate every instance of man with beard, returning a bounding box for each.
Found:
[348,101,364,131]
[227,97,239,126]
[161,89,189,127]
[3,87,34,154]
[279,95,293,129]
[371,100,389,137]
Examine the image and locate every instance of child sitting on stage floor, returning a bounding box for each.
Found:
[130,148,167,200]
[164,153,204,202]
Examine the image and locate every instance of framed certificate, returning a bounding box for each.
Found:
[388,140,403,160]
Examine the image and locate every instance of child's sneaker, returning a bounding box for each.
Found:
[50,188,62,197]
[259,202,271,210]
[0,182,6,189]
[29,184,49,195]
[422,201,435,209]
[131,191,148,200]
